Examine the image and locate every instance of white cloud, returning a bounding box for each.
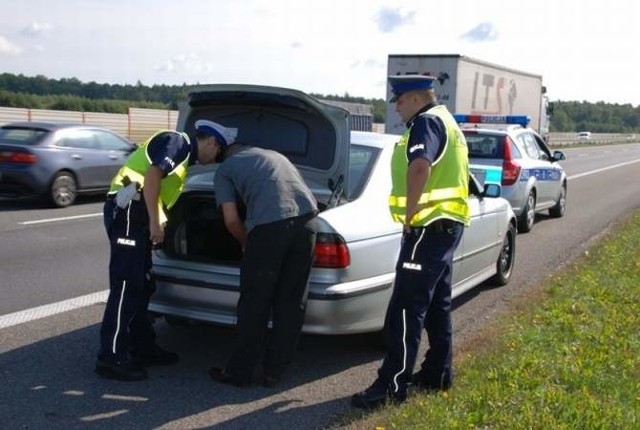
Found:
[375,7,416,33]
[154,53,214,75]
[21,22,53,38]
[0,35,22,55]
[461,22,499,43]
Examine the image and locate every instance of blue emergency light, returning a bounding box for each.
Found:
[453,114,531,128]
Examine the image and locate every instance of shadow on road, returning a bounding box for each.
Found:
[0,315,383,429]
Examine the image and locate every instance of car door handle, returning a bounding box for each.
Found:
[109,155,119,160]
[71,154,82,160]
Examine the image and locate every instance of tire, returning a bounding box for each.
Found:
[48,172,77,207]
[549,183,567,218]
[517,191,536,233]
[490,222,517,286]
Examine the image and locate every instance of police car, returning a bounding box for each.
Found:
[455,114,567,233]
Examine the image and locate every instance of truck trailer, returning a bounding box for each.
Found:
[386,54,551,140]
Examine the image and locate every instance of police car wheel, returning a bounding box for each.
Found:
[517,191,536,233]
[549,184,566,218]
[490,222,516,286]
[49,172,77,208]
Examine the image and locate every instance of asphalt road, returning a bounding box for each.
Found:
[1,143,640,429]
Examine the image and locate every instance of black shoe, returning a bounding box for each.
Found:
[412,370,452,393]
[95,359,148,381]
[131,345,179,367]
[351,379,407,410]
[261,373,280,388]
[209,367,248,387]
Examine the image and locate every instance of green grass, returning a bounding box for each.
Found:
[342,211,640,430]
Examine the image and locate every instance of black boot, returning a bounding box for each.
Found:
[95,359,148,381]
[130,345,179,367]
[351,378,407,410]
[412,369,452,392]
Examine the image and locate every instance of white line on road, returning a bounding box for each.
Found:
[0,290,108,330]
[567,159,640,180]
[18,212,102,225]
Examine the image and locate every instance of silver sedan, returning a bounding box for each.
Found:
[150,130,517,335]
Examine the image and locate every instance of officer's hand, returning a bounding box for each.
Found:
[150,223,165,248]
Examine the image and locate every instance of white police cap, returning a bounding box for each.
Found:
[195,119,238,147]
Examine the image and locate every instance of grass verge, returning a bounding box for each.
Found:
[341,210,640,430]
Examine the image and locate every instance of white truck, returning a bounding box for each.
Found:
[386,54,551,141]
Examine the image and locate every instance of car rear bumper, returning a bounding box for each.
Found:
[0,167,47,197]
[148,269,394,335]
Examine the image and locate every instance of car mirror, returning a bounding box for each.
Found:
[483,183,501,198]
[552,151,565,161]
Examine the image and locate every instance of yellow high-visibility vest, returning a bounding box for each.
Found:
[389,105,470,227]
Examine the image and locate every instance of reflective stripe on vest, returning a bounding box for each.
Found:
[389,105,470,227]
[109,130,190,219]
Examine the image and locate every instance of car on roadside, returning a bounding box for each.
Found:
[0,122,136,207]
[148,85,518,335]
[577,131,592,141]
[454,114,567,233]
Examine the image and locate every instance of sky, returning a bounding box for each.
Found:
[1,0,638,106]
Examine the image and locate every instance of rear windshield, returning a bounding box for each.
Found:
[0,127,48,146]
[348,144,380,199]
[464,133,504,159]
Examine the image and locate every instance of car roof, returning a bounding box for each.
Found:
[460,124,527,135]
[351,131,397,149]
[1,121,95,131]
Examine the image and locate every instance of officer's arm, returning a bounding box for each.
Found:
[221,201,247,247]
[406,158,431,225]
[144,166,164,244]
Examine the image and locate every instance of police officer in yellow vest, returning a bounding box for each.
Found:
[352,75,470,409]
[95,120,230,381]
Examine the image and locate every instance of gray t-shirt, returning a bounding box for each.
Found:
[214,145,318,232]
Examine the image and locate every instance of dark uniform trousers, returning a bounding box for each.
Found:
[99,197,156,363]
[378,219,464,395]
[225,212,317,383]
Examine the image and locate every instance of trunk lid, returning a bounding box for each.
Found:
[177,84,351,203]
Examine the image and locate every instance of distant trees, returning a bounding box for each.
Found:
[1,73,639,132]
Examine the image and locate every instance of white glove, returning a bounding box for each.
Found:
[115,182,140,209]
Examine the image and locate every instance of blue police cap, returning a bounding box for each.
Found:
[388,74,437,102]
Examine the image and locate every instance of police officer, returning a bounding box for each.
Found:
[204,121,318,387]
[95,122,220,381]
[351,75,471,409]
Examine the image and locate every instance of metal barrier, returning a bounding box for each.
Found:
[0,106,179,143]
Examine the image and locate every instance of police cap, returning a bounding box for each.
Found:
[388,74,437,102]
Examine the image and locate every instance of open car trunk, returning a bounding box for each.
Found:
[163,191,244,264]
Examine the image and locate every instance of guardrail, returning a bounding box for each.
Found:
[548,132,639,146]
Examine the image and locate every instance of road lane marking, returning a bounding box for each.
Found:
[567,159,640,180]
[0,290,108,330]
[18,212,102,225]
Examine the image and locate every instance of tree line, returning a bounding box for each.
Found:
[1,73,638,132]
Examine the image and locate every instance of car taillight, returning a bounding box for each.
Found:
[501,137,520,186]
[0,151,38,164]
[313,233,350,268]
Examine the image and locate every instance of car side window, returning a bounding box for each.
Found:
[93,130,131,151]
[520,133,542,160]
[55,129,99,150]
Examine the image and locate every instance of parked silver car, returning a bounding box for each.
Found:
[149,85,518,335]
[0,122,135,207]
[455,115,567,233]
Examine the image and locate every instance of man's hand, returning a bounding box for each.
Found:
[150,222,164,247]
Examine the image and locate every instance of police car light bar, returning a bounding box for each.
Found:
[453,114,531,128]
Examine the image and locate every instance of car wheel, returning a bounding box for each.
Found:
[517,191,536,233]
[549,183,567,218]
[49,172,77,207]
[490,222,516,286]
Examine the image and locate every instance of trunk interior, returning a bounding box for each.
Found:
[163,191,244,264]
